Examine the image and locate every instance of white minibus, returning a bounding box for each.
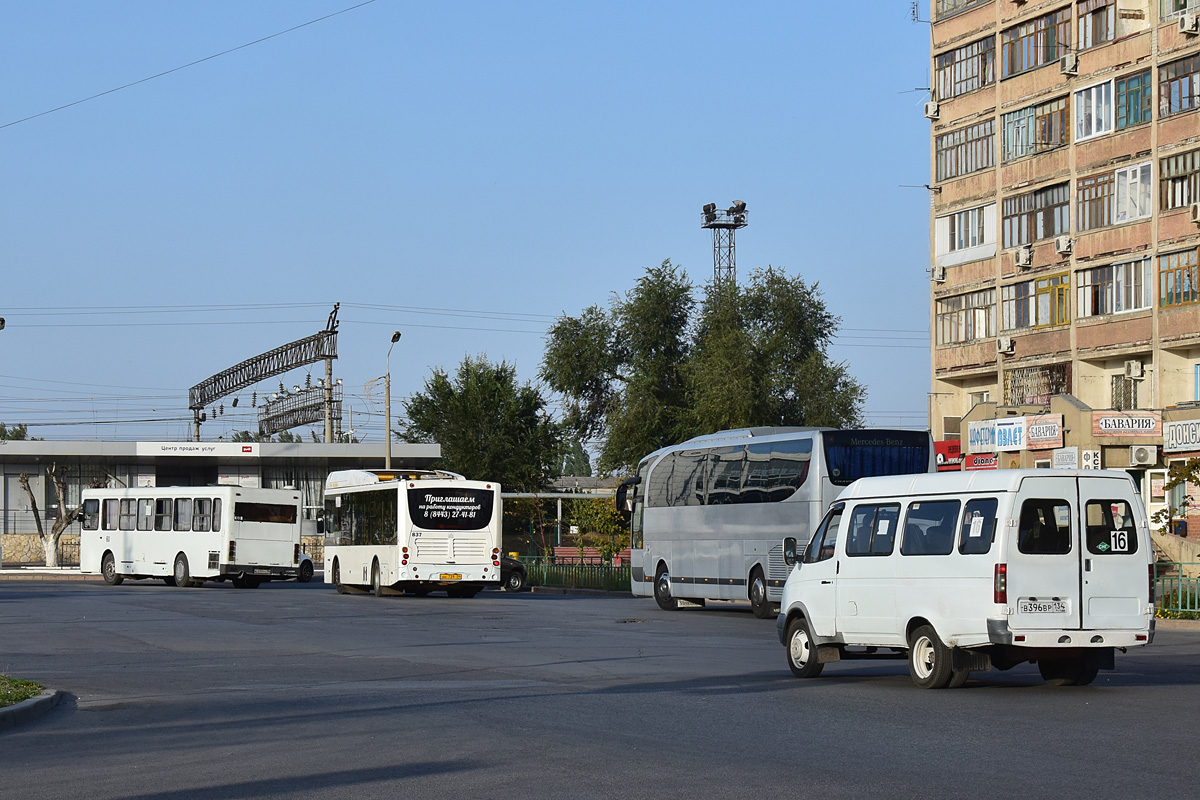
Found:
[777,469,1154,688]
[322,469,502,597]
[80,486,304,588]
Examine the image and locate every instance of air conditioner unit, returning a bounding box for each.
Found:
[1180,13,1199,35]
[1129,445,1157,467]
[924,101,940,120]
[1060,52,1078,76]
[930,265,946,283]
[1015,245,1033,268]
[1124,360,1144,379]
[1055,235,1073,255]
[1190,202,1200,223]
[997,336,1016,355]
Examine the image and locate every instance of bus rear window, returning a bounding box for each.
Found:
[234,502,298,524]
[822,430,931,486]
[408,488,493,530]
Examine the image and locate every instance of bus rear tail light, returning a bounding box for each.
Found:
[293,544,300,564]
[994,563,1008,604]
[402,546,409,566]
[228,541,237,561]
[492,547,500,567]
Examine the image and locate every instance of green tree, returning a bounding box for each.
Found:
[561,439,592,477]
[542,260,693,472]
[401,355,563,491]
[566,497,627,560]
[542,263,864,473]
[0,423,30,440]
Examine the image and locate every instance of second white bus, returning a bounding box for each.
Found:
[322,469,502,597]
[80,486,304,588]
[617,427,935,617]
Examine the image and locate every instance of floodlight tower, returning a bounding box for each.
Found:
[700,200,748,284]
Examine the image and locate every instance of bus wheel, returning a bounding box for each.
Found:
[332,559,350,594]
[297,560,314,583]
[749,568,771,619]
[785,617,824,679]
[101,552,123,585]
[908,625,954,689]
[654,565,677,611]
[173,554,194,588]
[371,562,386,597]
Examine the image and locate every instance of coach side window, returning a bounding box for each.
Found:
[804,506,843,564]
[1018,499,1072,555]
[958,498,998,555]
[192,498,212,532]
[174,498,193,532]
[154,499,173,531]
[119,499,137,531]
[137,499,154,531]
[102,499,119,531]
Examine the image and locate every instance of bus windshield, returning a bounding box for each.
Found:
[822,430,932,486]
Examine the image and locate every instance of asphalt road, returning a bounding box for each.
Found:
[1,580,1197,799]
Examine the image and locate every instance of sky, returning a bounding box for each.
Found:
[0,0,935,450]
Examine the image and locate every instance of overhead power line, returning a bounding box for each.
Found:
[0,0,380,132]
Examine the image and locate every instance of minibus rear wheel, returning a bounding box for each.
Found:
[908,625,956,689]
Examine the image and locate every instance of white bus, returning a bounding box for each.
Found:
[616,427,935,617]
[322,469,502,598]
[80,486,304,588]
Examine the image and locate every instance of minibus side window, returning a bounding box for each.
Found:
[846,503,900,556]
[1017,499,1072,554]
[958,498,998,555]
[901,500,960,556]
[804,507,843,564]
[1085,500,1139,555]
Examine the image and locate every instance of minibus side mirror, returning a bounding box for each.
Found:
[783,537,797,567]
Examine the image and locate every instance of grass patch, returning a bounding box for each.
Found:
[0,675,43,707]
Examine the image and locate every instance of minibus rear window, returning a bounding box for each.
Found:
[958,498,998,555]
[1017,499,1072,554]
[900,500,960,556]
[1085,500,1139,555]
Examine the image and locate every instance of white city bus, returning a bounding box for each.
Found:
[616,427,935,617]
[80,486,304,588]
[322,469,502,597]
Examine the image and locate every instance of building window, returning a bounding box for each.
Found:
[936,0,991,19]
[1001,97,1068,161]
[1005,363,1071,406]
[1077,172,1114,231]
[1160,54,1200,118]
[935,120,995,181]
[936,37,996,100]
[1076,258,1153,317]
[1116,70,1152,129]
[1112,375,1138,411]
[1115,163,1152,223]
[1160,249,1199,308]
[1002,273,1070,330]
[1078,0,1115,49]
[1075,81,1113,140]
[1003,182,1070,247]
[948,205,986,252]
[1162,1,1200,21]
[936,289,996,345]
[1160,149,1200,211]
[1002,9,1070,79]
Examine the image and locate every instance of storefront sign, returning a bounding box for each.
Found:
[1052,447,1078,469]
[1164,419,1200,453]
[934,440,963,471]
[966,420,997,454]
[1092,411,1162,437]
[1081,449,1101,469]
[1026,414,1064,450]
[964,453,998,470]
[995,418,1027,452]
[134,442,259,457]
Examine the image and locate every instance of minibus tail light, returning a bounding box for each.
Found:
[994,563,1007,604]
[1149,563,1156,604]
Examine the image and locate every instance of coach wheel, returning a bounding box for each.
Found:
[332,559,350,594]
[173,554,194,588]
[101,552,123,585]
[372,561,386,597]
[654,564,677,611]
[749,568,771,619]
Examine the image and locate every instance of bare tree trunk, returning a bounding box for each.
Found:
[19,464,84,568]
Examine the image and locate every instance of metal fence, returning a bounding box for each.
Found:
[520,557,630,592]
[1155,563,1200,612]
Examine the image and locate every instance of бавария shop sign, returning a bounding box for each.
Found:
[1164,419,1200,453]
[1091,411,1162,437]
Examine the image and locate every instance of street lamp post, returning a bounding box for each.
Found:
[384,331,401,469]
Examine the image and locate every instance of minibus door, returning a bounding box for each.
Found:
[795,504,843,637]
[1077,477,1150,630]
[1006,487,1082,630]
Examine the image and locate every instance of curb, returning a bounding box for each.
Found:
[0,689,62,732]
[0,572,96,582]
[1154,618,1200,630]
[530,586,634,598]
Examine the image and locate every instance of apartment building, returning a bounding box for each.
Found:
[927,0,1200,512]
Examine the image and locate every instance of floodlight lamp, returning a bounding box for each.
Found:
[231,397,239,407]
[731,200,746,213]
[702,203,716,214]
[336,378,343,385]
[293,385,301,393]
